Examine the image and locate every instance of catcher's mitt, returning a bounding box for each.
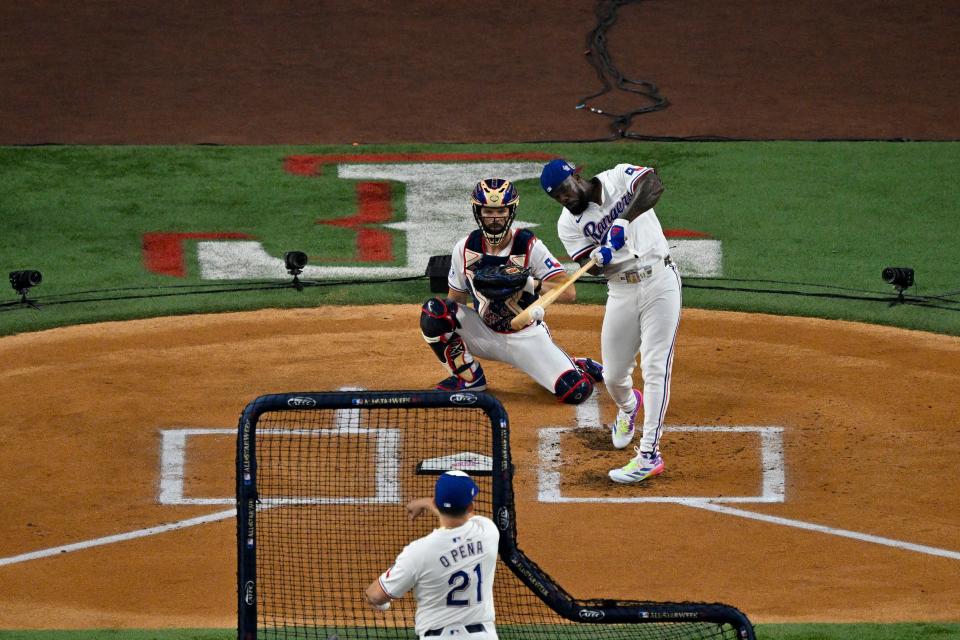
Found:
[472,264,531,300]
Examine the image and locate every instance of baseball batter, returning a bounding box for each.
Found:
[364,471,500,640]
[420,178,603,404]
[540,159,682,483]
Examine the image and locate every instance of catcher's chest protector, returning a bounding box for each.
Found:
[464,229,538,332]
[464,228,534,272]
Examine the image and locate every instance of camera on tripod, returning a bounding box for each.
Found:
[8,269,43,310]
[283,251,309,291]
[881,267,914,291]
[10,269,42,293]
[284,251,308,276]
[882,266,914,305]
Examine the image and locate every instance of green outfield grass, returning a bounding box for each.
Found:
[1,143,959,336]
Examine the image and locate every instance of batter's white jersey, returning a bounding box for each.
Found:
[557,164,671,274]
[556,163,682,455]
[379,515,499,637]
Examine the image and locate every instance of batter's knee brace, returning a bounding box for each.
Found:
[420,298,459,339]
[554,368,594,405]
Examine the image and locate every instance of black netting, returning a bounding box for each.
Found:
[237,393,752,640]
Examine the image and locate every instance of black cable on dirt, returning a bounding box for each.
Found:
[531,1,960,144]
[576,0,670,140]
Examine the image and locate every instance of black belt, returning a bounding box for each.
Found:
[424,623,486,636]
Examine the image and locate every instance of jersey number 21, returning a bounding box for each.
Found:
[446,563,482,606]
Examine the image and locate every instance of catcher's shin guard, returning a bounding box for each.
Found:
[554,368,594,405]
[420,298,483,384]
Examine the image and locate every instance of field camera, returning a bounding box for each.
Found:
[882,266,914,305]
[284,251,309,291]
[8,269,43,310]
[9,270,42,294]
[881,267,914,291]
[284,251,308,276]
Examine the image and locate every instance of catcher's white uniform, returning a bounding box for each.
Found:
[557,163,682,455]
[444,228,584,395]
[379,515,499,639]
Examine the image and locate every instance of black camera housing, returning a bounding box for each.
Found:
[284,251,308,276]
[881,267,914,290]
[9,269,42,294]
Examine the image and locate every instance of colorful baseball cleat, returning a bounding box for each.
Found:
[610,388,642,449]
[574,357,604,384]
[608,448,664,484]
[435,369,488,392]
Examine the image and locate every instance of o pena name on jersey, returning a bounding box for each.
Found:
[438,537,485,568]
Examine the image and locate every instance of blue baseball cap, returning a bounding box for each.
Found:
[435,470,479,510]
[540,158,577,194]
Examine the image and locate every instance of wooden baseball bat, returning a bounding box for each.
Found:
[510,257,598,330]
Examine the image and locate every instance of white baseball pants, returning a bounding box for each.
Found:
[456,306,578,392]
[602,262,682,454]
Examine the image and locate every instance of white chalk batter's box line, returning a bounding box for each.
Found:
[538,425,785,504]
[7,418,958,568]
[159,427,402,506]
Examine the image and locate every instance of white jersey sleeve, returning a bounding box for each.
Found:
[447,237,469,293]
[610,162,654,196]
[526,238,566,282]
[379,542,418,600]
[608,164,670,263]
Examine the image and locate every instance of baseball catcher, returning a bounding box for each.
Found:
[419,178,603,404]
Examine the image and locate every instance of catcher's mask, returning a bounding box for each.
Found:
[471,178,519,245]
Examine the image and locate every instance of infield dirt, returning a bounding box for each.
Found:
[1,305,958,627]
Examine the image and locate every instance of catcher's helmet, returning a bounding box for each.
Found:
[471,178,519,245]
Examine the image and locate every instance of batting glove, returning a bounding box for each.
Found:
[608,220,628,250]
[590,244,614,267]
